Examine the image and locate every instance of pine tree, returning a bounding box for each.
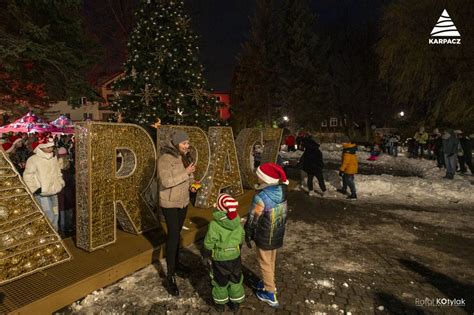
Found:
[231,0,281,129]
[112,0,220,128]
[279,0,323,129]
[377,0,474,129]
[0,0,99,114]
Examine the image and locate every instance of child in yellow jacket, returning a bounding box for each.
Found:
[337,138,358,200]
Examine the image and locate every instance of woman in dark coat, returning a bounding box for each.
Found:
[299,137,326,196]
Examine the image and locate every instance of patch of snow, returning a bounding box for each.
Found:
[316,279,334,289]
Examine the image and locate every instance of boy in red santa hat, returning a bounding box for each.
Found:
[245,162,288,307]
[23,137,65,231]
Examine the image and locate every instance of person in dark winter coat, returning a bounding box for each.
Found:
[299,136,326,196]
[456,131,473,174]
[202,194,245,313]
[432,129,444,168]
[245,163,288,308]
[442,129,459,179]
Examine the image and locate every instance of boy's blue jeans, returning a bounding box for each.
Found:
[342,174,356,196]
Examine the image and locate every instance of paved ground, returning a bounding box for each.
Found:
[66,190,474,315]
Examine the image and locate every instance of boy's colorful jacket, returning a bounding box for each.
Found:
[244,184,287,250]
[204,210,244,261]
[339,143,358,174]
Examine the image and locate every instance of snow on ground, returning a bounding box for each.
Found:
[284,144,474,206]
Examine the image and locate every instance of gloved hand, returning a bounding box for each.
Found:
[245,236,253,249]
[338,171,344,177]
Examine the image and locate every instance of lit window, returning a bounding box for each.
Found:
[330,118,338,127]
[321,120,328,127]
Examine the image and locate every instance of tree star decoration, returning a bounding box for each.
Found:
[189,88,207,105]
[137,84,158,106]
[177,16,190,29]
[152,49,166,64]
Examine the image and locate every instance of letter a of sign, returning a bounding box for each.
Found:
[0,150,71,284]
[195,127,244,208]
[75,122,160,252]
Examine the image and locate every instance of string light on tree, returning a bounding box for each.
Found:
[111,0,219,128]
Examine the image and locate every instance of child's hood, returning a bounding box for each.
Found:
[213,210,241,230]
[342,143,357,154]
[261,184,286,204]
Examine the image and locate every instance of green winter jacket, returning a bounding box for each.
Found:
[204,210,244,262]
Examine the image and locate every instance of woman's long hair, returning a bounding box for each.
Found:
[175,143,194,168]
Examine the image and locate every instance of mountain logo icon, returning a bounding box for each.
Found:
[429,10,461,44]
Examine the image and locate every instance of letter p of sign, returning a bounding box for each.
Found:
[75,122,160,252]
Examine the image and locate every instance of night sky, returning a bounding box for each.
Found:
[83,0,256,91]
[83,0,376,91]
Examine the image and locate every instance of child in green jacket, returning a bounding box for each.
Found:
[202,193,245,312]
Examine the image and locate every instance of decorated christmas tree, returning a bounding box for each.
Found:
[112,0,220,127]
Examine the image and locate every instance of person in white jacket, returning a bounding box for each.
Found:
[23,138,65,231]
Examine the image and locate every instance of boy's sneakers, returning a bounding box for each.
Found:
[336,188,347,195]
[254,279,265,291]
[256,290,279,307]
[347,194,357,200]
[308,191,317,197]
[254,279,277,293]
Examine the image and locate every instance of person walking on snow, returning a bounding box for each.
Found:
[337,137,358,200]
[442,129,459,180]
[299,136,326,197]
[202,193,245,313]
[245,162,288,308]
[23,138,64,231]
[455,130,473,175]
[432,129,444,168]
[414,127,429,158]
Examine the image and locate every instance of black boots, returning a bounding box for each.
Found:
[166,274,180,296]
[176,262,191,277]
[228,302,240,313]
[214,303,225,312]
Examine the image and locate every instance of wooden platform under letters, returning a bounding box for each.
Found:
[0,189,256,315]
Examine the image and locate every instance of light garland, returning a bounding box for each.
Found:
[0,150,71,284]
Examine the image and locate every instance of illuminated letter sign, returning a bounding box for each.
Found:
[195,127,244,208]
[235,128,283,189]
[75,122,159,252]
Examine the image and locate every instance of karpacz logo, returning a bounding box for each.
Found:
[429,9,461,45]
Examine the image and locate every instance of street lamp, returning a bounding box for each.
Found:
[399,111,405,117]
[283,116,289,121]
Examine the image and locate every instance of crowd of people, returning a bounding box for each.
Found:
[1,133,75,236]
[376,127,473,179]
